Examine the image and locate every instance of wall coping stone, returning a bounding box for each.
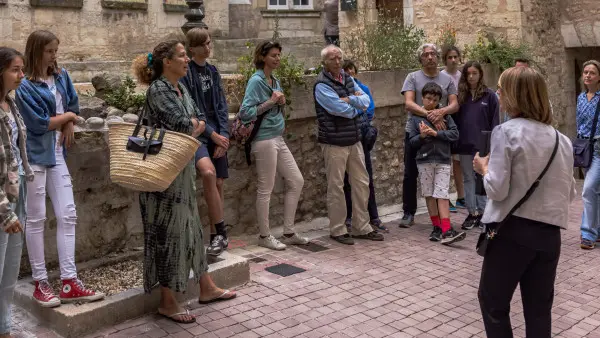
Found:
[30,0,83,8]
[101,0,148,10]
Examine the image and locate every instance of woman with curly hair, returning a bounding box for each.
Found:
[452,61,499,231]
[131,40,235,324]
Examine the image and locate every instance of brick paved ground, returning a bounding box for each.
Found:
[10,189,600,338]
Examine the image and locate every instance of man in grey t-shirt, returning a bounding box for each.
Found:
[398,43,459,231]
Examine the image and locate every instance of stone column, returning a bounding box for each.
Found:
[181,0,208,34]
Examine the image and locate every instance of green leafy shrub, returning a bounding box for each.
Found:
[343,8,426,70]
[103,76,146,111]
[464,32,531,71]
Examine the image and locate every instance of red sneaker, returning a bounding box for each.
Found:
[33,280,61,308]
[59,279,105,303]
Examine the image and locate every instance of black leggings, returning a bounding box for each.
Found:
[478,216,561,338]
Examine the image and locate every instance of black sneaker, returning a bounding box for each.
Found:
[441,228,466,245]
[207,235,228,256]
[399,213,415,228]
[331,234,355,245]
[475,214,484,229]
[352,231,384,241]
[461,214,476,230]
[429,226,442,242]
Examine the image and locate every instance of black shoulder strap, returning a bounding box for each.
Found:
[503,129,559,219]
[590,99,600,142]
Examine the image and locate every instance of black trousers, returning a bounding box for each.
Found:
[478,216,561,338]
[402,131,418,215]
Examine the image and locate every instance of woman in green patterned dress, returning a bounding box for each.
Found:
[132,40,236,324]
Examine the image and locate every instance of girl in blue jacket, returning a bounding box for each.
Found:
[15,30,104,308]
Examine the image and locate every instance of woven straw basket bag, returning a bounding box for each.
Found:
[108,121,200,192]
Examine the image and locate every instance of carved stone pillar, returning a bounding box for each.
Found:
[181,0,208,34]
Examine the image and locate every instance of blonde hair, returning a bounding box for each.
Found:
[499,67,552,125]
[581,60,600,92]
[24,30,60,80]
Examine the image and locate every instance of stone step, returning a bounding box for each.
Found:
[13,251,249,338]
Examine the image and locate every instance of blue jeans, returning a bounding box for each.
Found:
[343,143,379,221]
[0,175,26,334]
[459,154,487,214]
[581,154,600,241]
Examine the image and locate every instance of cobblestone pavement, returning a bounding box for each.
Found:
[10,190,600,338]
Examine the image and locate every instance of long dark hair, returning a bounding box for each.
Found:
[24,30,60,81]
[132,40,183,85]
[458,61,487,104]
[0,47,24,100]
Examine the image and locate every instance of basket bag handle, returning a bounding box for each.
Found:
[127,98,166,160]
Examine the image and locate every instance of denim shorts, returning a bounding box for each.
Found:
[194,140,229,179]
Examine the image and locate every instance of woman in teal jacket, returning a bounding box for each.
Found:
[240,41,309,251]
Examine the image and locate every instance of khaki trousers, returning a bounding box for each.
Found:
[252,136,304,236]
[322,142,372,237]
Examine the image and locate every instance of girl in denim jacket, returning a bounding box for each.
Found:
[15,30,104,308]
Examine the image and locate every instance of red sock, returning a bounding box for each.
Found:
[441,218,451,232]
[430,215,441,228]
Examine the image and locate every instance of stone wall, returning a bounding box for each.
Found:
[0,0,229,81]
[27,69,410,268]
[409,0,524,44]
[210,36,324,74]
[561,0,600,48]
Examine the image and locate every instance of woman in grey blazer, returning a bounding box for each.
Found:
[473,66,576,338]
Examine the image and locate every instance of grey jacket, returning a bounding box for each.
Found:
[408,114,459,165]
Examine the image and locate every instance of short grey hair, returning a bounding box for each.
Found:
[321,45,343,62]
[416,43,440,63]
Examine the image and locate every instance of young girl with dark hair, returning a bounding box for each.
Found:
[15,30,104,308]
[0,46,34,337]
[453,61,499,231]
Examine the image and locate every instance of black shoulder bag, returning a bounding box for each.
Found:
[244,112,267,166]
[126,99,165,160]
[476,129,559,256]
[574,100,600,168]
[244,80,279,166]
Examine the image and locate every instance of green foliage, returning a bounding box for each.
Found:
[464,32,531,71]
[103,76,146,111]
[233,42,306,110]
[343,8,426,70]
[436,24,458,51]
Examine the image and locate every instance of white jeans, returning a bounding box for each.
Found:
[25,147,77,281]
[252,136,304,237]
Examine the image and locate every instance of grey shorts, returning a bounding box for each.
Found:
[417,163,451,199]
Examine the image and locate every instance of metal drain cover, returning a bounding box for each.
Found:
[265,263,306,277]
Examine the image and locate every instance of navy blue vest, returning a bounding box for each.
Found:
[313,71,362,146]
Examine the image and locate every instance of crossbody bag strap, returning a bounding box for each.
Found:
[499,129,559,226]
[588,98,600,142]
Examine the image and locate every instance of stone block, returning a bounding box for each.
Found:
[562,23,582,47]
[101,0,147,10]
[30,0,83,8]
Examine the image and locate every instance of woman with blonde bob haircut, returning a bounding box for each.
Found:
[473,66,576,338]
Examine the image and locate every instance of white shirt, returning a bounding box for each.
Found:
[481,118,576,229]
[43,76,64,151]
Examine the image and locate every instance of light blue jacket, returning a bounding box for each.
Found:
[15,69,80,166]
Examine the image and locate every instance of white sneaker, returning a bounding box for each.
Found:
[280,233,310,245]
[258,235,287,251]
